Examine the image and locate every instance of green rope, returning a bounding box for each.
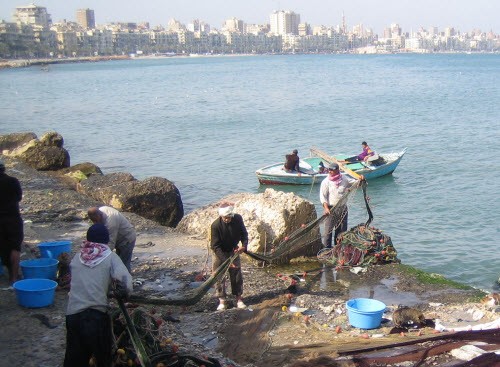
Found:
[117,298,153,367]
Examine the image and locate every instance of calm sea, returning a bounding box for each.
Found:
[1,54,499,292]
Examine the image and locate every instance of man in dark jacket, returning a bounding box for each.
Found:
[210,203,248,310]
[0,160,23,284]
[284,149,300,173]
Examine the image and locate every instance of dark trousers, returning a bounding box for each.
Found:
[64,309,112,367]
[212,250,243,298]
[0,214,23,266]
[115,239,135,273]
[322,208,348,248]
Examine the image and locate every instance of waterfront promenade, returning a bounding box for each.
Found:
[0,55,130,69]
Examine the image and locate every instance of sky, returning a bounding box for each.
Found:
[0,0,498,35]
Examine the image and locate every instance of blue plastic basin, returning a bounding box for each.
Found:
[346,298,386,329]
[20,258,59,280]
[13,279,58,308]
[38,241,72,259]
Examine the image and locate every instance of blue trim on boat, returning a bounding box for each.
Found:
[256,148,407,185]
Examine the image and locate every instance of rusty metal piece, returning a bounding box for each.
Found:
[339,329,500,366]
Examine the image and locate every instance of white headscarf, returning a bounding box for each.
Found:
[218,204,234,217]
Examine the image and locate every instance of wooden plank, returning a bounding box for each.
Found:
[310,147,362,180]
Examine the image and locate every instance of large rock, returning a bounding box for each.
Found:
[59,162,103,180]
[177,188,321,260]
[21,144,70,171]
[78,173,184,227]
[51,162,104,189]
[2,131,70,171]
[77,172,136,201]
[78,172,135,196]
[40,131,64,148]
[0,132,37,152]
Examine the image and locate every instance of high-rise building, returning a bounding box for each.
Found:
[167,19,185,32]
[223,17,244,33]
[187,19,200,32]
[76,9,96,29]
[390,23,402,37]
[428,26,439,37]
[187,19,210,34]
[298,23,311,36]
[270,10,300,35]
[13,4,52,28]
[444,27,456,37]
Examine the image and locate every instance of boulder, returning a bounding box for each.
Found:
[40,131,64,148]
[177,188,321,260]
[20,144,70,171]
[68,162,103,177]
[117,177,184,227]
[49,162,104,189]
[77,172,136,198]
[2,131,70,171]
[78,173,183,227]
[60,162,103,180]
[0,132,37,152]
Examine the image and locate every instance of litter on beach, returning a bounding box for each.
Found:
[434,317,500,332]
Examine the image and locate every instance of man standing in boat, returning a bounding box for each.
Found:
[319,162,362,248]
[284,149,301,175]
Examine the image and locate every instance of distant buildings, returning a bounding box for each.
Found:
[76,9,95,30]
[13,3,51,27]
[0,4,498,59]
[270,10,300,36]
[223,17,244,33]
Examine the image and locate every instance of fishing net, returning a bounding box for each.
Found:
[128,177,389,308]
[246,181,363,264]
[317,223,399,267]
[111,304,223,367]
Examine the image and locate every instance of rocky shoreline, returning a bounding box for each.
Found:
[1,146,499,366]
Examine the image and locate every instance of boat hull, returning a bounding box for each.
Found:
[256,149,406,185]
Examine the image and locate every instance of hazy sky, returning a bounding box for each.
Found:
[1,0,498,34]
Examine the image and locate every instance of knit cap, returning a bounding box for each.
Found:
[86,223,110,244]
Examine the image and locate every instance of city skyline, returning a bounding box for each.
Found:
[0,0,499,35]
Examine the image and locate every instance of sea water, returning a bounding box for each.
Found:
[1,54,498,291]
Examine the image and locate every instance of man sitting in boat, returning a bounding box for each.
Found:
[318,161,328,173]
[284,149,301,175]
[345,142,379,163]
